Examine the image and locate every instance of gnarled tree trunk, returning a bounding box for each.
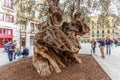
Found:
[33,0,90,76]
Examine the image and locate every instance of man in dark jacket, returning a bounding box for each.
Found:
[7,41,15,61]
[22,46,29,58]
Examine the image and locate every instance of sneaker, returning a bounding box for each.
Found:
[101,56,105,59]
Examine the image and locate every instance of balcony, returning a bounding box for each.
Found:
[17,12,29,18]
[2,6,14,12]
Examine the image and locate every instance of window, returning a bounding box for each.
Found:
[102,30,104,37]
[92,31,94,37]
[107,30,110,34]
[5,14,9,22]
[0,29,2,34]
[97,30,99,34]
[92,31,94,33]
[30,0,35,5]
[92,21,94,28]
[102,30,104,34]
[97,30,99,37]
[5,14,14,23]
[0,12,4,21]
[21,23,26,30]
[9,15,14,22]
[4,0,13,9]
[8,29,12,35]
[113,30,114,33]
[97,20,99,28]
[3,29,7,34]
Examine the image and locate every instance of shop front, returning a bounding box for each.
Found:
[20,32,26,47]
[30,36,35,46]
[0,28,13,48]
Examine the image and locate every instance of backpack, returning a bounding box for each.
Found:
[23,48,29,56]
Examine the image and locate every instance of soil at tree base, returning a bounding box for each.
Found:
[0,54,111,80]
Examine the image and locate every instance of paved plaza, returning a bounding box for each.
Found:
[0,46,34,66]
[0,43,120,80]
[80,43,120,80]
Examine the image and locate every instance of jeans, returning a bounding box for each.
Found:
[14,52,19,59]
[100,46,105,58]
[106,45,111,55]
[92,47,96,54]
[8,52,13,61]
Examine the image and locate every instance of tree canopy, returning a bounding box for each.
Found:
[14,0,120,26]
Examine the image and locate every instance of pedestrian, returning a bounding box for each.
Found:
[91,38,96,55]
[3,41,9,53]
[22,46,29,58]
[5,41,11,61]
[6,41,16,61]
[106,37,112,55]
[98,38,106,58]
[14,47,22,59]
[114,39,118,47]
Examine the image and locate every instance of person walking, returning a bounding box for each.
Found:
[114,39,118,47]
[91,39,96,55]
[106,37,112,55]
[5,41,11,61]
[3,41,9,53]
[8,41,16,61]
[98,38,106,58]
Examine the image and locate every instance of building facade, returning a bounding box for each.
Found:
[90,16,115,40]
[16,0,45,48]
[0,0,18,48]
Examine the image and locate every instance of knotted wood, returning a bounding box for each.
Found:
[33,0,90,76]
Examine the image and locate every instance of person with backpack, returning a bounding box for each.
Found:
[114,39,118,47]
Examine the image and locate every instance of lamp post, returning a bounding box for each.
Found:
[20,24,21,49]
[19,22,26,49]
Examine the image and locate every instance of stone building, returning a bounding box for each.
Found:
[16,0,45,48]
[90,16,115,40]
[0,0,17,48]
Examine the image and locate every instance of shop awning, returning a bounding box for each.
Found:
[0,34,13,38]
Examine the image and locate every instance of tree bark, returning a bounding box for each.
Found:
[33,0,90,76]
